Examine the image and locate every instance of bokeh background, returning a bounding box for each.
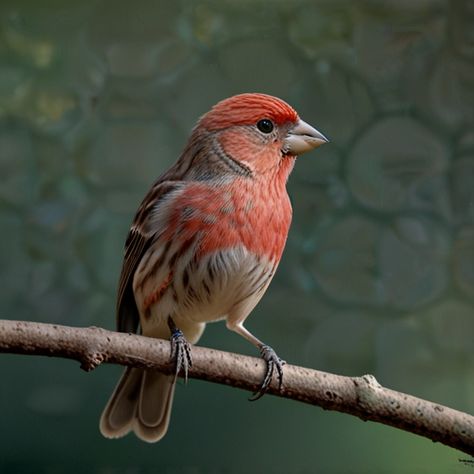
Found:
[1,0,473,472]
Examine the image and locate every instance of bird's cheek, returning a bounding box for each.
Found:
[219,130,280,173]
[218,130,258,167]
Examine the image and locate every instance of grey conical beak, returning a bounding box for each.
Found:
[283,119,329,155]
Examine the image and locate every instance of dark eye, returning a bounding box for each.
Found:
[256,119,274,134]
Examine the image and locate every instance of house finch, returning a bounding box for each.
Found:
[100,93,328,442]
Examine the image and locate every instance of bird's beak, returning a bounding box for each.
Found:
[283,119,329,155]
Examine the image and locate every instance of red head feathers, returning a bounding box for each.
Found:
[200,93,299,130]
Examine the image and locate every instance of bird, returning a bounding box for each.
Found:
[99,93,328,442]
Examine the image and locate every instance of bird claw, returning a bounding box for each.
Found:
[168,318,192,383]
[249,344,285,401]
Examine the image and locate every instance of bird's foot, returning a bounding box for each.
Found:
[249,344,285,401]
[168,317,192,382]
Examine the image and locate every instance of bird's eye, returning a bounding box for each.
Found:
[256,119,274,134]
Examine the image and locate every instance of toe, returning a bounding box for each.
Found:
[249,344,285,401]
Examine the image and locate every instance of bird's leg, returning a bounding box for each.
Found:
[226,321,285,401]
[167,316,192,383]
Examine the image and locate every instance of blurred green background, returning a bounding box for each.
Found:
[1,0,473,472]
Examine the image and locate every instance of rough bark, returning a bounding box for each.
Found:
[0,319,473,456]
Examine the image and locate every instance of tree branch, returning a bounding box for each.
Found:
[0,319,473,455]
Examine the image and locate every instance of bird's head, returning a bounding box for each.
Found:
[197,93,328,176]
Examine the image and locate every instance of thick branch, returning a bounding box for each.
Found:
[0,319,473,456]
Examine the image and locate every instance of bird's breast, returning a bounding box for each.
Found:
[136,179,291,328]
[166,179,292,262]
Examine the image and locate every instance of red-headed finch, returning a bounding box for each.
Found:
[100,93,328,442]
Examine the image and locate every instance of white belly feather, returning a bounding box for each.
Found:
[134,243,275,340]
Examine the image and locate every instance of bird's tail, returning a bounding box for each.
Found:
[99,367,175,442]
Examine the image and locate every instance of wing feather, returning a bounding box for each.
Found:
[115,130,239,333]
[116,180,183,333]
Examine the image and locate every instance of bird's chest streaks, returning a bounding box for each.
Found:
[137,242,275,325]
[135,180,289,325]
[171,247,275,323]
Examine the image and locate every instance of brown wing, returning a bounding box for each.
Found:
[116,129,239,332]
[116,181,183,333]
